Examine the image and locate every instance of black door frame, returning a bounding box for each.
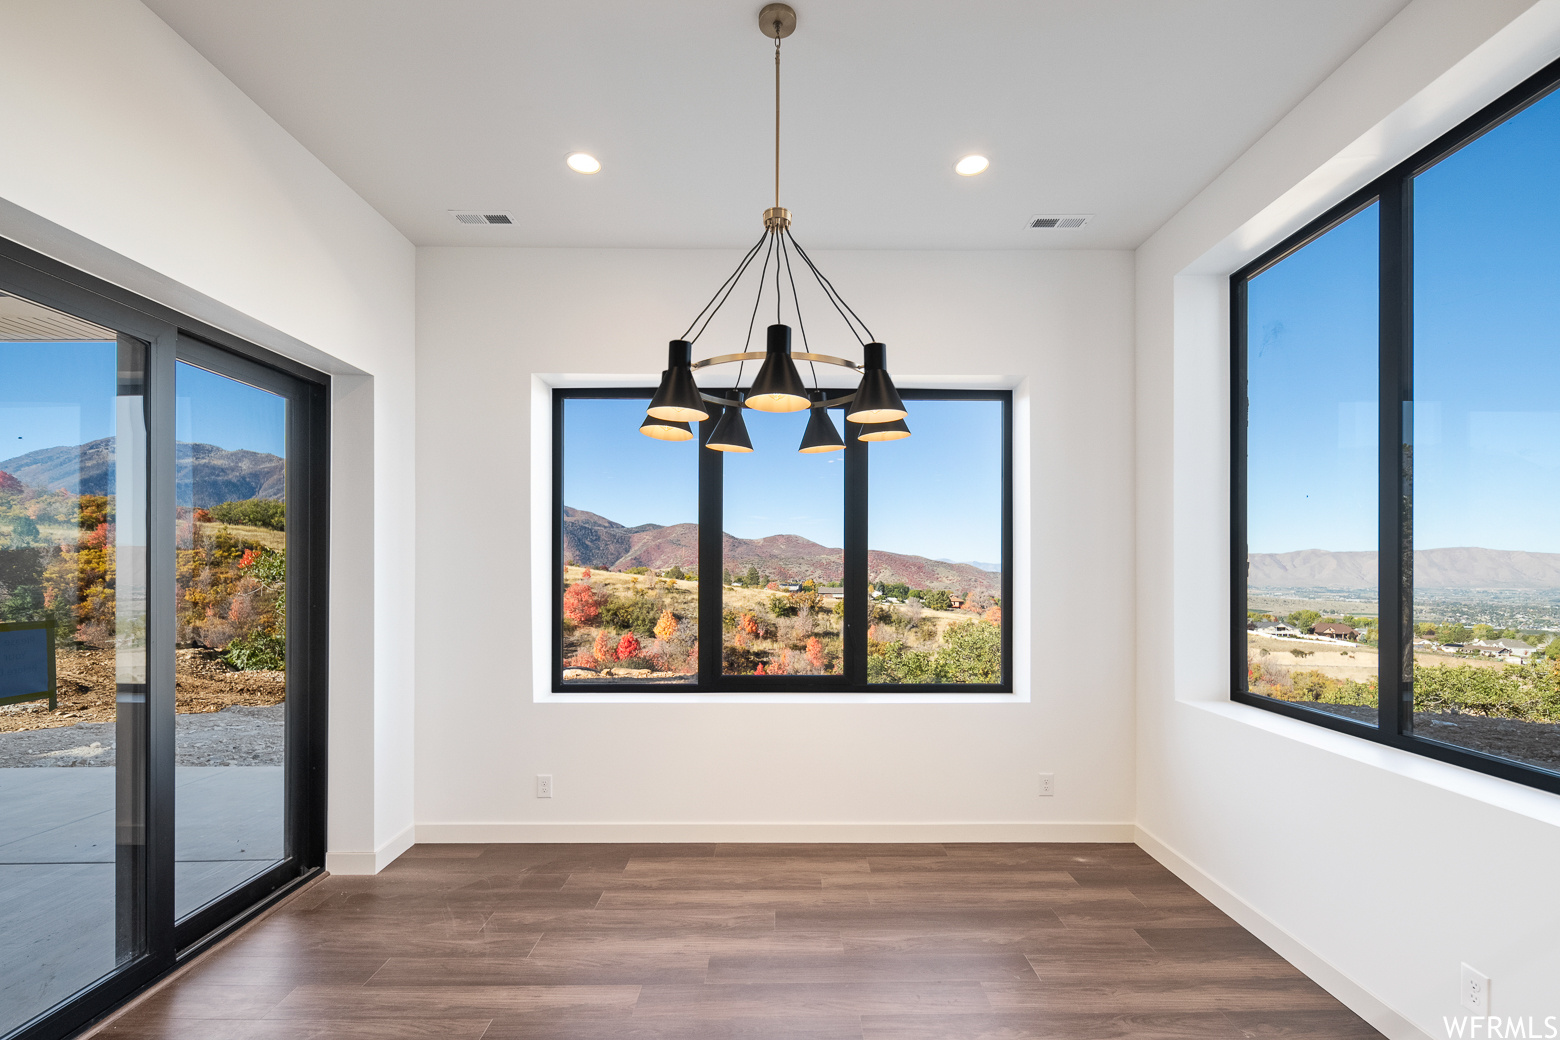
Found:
[0,235,330,1040]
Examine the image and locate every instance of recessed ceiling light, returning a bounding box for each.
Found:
[566,153,601,174]
[954,154,989,177]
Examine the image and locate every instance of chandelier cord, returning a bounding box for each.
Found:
[683,230,768,342]
[778,234,818,387]
[786,230,870,344]
[742,233,777,355]
[690,233,766,345]
[776,228,782,325]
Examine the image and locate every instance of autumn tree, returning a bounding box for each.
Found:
[563,582,600,625]
[616,631,642,660]
[806,636,825,669]
[654,609,678,641]
[739,612,759,637]
[581,567,593,579]
[593,630,614,662]
[983,605,1002,627]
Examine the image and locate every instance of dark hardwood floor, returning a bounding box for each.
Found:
[87,843,1383,1039]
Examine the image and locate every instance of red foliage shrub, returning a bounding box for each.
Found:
[739,612,759,637]
[193,507,212,523]
[593,631,614,662]
[85,522,111,551]
[615,631,642,660]
[563,581,601,625]
[984,606,1002,626]
[581,567,593,579]
[805,636,825,669]
[755,663,766,675]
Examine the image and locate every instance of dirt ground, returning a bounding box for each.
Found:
[0,646,284,734]
[1247,634,1510,683]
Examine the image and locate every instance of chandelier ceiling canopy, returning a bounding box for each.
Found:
[642,3,908,454]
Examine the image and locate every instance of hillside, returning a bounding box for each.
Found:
[0,438,284,507]
[1249,547,1560,590]
[563,506,1001,597]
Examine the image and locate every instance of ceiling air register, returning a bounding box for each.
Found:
[642,3,909,454]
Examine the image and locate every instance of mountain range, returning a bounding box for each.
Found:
[1249,547,1560,590]
[564,507,1002,597]
[0,438,285,507]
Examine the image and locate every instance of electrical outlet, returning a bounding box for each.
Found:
[1461,962,1490,1013]
[1038,773,1054,797]
[536,774,553,799]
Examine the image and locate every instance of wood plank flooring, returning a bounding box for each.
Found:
[87,843,1383,1039]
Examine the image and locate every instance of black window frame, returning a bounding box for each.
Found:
[553,386,1013,694]
[1231,55,1560,796]
[0,234,330,1040]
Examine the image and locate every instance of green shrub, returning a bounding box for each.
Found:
[600,594,663,636]
[225,630,285,671]
[209,498,286,531]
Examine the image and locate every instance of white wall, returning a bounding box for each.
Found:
[0,0,418,872]
[1135,0,1560,1035]
[414,246,1136,840]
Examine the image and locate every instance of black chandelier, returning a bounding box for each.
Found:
[642,2,908,454]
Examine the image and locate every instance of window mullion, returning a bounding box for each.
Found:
[1378,176,1414,738]
[697,417,724,687]
[843,420,868,686]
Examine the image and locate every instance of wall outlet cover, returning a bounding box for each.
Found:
[536,774,553,798]
[1461,962,1490,1013]
[1038,773,1054,797]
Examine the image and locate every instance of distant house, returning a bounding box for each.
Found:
[1249,621,1301,639]
[778,583,803,593]
[948,595,966,609]
[818,586,844,601]
[1312,622,1358,641]
[1470,638,1538,661]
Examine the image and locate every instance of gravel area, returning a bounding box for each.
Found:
[0,705,284,767]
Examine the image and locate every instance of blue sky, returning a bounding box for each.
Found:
[563,396,1003,564]
[0,346,286,462]
[175,362,287,457]
[1247,85,1560,555]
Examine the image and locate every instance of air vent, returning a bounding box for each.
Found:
[450,211,516,226]
[1026,214,1092,230]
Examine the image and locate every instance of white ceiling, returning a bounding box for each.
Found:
[142,0,1409,250]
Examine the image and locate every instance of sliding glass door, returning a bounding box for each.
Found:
[0,303,149,1035]
[0,246,327,1040]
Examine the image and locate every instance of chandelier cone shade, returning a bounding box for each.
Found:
[797,391,845,453]
[846,342,908,424]
[647,340,709,422]
[705,394,754,452]
[745,325,811,413]
[856,416,911,442]
[639,409,695,441]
